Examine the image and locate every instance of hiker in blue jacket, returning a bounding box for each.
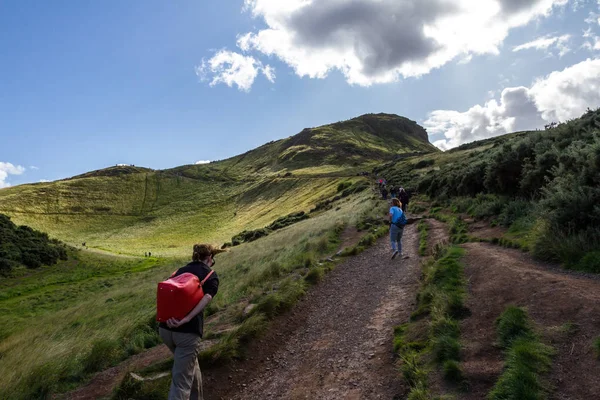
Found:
[389,198,409,260]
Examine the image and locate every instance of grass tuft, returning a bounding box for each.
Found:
[488,307,553,400]
[593,337,600,360]
[495,306,533,349]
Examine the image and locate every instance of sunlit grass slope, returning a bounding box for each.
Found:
[0,113,438,256]
[0,192,384,398]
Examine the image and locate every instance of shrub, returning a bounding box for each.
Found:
[82,339,123,374]
[337,181,352,192]
[495,306,533,349]
[433,335,461,363]
[498,200,533,227]
[574,251,600,273]
[0,258,15,275]
[593,337,600,359]
[304,267,325,284]
[488,337,553,400]
[267,211,309,231]
[443,359,464,382]
[0,214,68,270]
[414,159,435,169]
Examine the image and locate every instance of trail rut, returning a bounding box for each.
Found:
[205,225,422,399]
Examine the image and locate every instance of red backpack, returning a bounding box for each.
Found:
[156,270,215,322]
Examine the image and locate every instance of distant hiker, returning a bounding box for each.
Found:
[389,198,409,260]
[399,188,410,213]
[381,186,388,200]
[158,244,224,400]
[389,186,398,199]
[378,179,383,189]
[82,242,86,247]
[149,252,152,257]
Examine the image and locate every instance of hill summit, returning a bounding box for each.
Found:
[169,113,438,178]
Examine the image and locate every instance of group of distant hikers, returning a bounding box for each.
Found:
[379,177,411,260]
[154,178,412,400]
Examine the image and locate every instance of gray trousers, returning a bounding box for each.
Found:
[159,327,203,400]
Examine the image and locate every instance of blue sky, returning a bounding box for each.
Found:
[1,0,600,187]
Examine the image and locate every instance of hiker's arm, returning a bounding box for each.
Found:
[166,294,212,328]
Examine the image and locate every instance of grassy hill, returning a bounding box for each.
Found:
[0,112,443,398]
[377,107,600,272]
[0,113,438,257]
[3,108,600,399]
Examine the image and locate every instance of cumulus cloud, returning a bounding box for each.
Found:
[195,50,275,92]
[236,0,567,86]
[0,162,25,189]
[195,160,211,165]
[425,58,600,150]
[513,34,571,56]
[39,179,50,183]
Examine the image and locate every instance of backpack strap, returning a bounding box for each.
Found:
[200,269,215,286]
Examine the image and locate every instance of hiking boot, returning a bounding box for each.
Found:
[402,254,410,259]
[391,250,399,259]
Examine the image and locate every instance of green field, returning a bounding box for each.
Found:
[0,113,436,398]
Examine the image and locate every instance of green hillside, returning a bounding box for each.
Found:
[0,113,438,256]
[377,107,600,272]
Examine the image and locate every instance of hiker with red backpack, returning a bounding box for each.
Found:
[389,198,409,260]
[157,244,223,400]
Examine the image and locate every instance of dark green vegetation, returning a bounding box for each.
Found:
[489,306,553,400]
[226,211,310,247]
[380,108,600,273]
[593,336,600,359]
[417,220,428,256]
[394,245,467,398]
[0,213,67,274]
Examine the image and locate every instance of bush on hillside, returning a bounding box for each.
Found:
[406,108,600,269]
[0,214,68,273]
[414,159,434,169]
[230,211,311,247]
[267,211,309,231]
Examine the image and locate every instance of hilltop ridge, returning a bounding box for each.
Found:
[170,112,438,179]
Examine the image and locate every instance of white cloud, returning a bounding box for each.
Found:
[425,58,600,149]
[30,165,39,170]
[236,0,567,86]
[195,160,211,165]
[39,179,50,183]
[195,50,275,92]
[583,11,600,51]
[585,11,600,26]
[513,34,571,56]
[0,162,25,189]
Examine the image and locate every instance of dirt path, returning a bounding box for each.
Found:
[205,224,422,400]
[459,242,600,400]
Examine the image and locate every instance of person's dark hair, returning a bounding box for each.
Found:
[192,244,226,262]
[391,198,402,207]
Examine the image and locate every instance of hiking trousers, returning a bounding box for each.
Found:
[159,328,203,400]
[390,224,404,253]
